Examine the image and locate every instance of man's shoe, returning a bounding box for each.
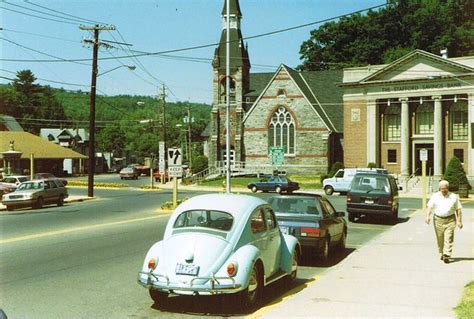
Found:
[443,255,450,264]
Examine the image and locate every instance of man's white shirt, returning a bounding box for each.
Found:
[427,192,462,217]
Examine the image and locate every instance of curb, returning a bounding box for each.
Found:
[155,208,173,214]
[0,196,95,212]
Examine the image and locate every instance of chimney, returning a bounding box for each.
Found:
[440,48,448,59]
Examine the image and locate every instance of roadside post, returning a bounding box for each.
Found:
[168,147,183,208]
[159,142,165,184]
[150,153,155,189]
[420,148,428,214]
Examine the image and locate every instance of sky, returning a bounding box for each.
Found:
[1,0,385,104]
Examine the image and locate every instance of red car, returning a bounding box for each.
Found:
[153,170,169,182]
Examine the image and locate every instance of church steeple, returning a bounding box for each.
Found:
[212,0,250,72]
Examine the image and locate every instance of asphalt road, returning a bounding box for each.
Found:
[0,177,427,318]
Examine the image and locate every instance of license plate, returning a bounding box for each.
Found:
[175,263,199,276]
[279,226,289,234]
[365,199,374,204]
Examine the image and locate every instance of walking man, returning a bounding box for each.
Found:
[426,180,463,263]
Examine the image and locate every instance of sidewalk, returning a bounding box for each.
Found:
[262,209,474,318]
[0,195,93,211]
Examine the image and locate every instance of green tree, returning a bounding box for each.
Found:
[443,156,471,191]
[96,125,127,156]
[299,0,474,71]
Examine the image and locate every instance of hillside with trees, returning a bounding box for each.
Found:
[0,70,211,163]
[299,0,474,71]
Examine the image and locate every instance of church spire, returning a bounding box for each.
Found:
[221,0,242,18]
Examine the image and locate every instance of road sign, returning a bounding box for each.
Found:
[168,148,182,166]
[269,147,284,165]
[169,166,183,177]
[420,148,428,161]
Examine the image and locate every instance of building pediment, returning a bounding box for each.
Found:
[359,50,473,84]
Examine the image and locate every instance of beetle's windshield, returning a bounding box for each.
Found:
[174,210,233,231]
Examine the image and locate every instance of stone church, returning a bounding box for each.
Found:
[208,0,344,174]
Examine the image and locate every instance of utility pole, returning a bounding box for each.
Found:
[225,0,231,193]
[187,104,192,173]
[80,24,115,197]
[160,84,167,184]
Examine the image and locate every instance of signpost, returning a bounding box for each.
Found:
[168,147,182,208]
[420,148,428,214]
[159,142,165,184]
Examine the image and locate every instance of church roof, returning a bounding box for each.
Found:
[221,0,242,17]
[212,29,250,72]
[245,67,344,132]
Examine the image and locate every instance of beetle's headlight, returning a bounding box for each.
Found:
[227,262,238,277]
[148,258,158,270]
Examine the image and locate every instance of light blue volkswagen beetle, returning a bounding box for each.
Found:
[138,193,300,310]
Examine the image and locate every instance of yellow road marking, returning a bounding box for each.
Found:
[0,215,164,245]
[247,275,321,319]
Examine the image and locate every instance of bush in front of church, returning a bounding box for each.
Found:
[443,156,471,192]
[192,155,208,174]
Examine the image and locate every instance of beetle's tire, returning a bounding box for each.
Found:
[275,186,282,194]
[288,249,299,282]
[319,237,330,262]
[348,212,355,222]
[239,263,262,311]
[324,186,334,195]
[251,185,257,193]
[57,194,64,207]
[34,197,44,209]
[149,289,168,305]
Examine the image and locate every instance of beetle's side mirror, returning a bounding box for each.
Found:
[335,211,345,217]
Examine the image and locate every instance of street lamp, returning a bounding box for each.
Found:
[98,64,136,77]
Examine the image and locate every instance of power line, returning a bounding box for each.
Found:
[0,36,90,66]
[3,0,87,24]
[0,6,78,25]
[23,0,108,25]
[0,3,388,63]
[0,27,79,43]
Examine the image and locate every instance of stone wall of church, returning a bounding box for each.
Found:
[243,68,330,174]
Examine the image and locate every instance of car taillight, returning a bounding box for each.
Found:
[148,258,157,270]
[300,227,321,237]
[347,194,352,202]
[227,262,238,276]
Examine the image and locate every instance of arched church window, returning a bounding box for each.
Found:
[268,106,295,155]
[449,101,468,140]
[383,105,401,141]
[219,77,236,103]
[415,104,434,134]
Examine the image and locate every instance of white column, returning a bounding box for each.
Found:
[400,98,409,176]
[367,99,377,165]
[468,93,474,177]
[433,96,443,177]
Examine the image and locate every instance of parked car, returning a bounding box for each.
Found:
[0,183,16,196]
[137,193,300,310]
[346,172,399,224]
[33,173,68,186]
[322,168,388,195]
[247,175,299,194]
[269,194,347,261]
[153,170,169,182]
[1,175,29,188]
[2,179,69,211]
[119,167,139,180]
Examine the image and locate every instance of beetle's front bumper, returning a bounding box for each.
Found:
[137,271,242,295]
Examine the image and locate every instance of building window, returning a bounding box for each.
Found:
[383,106,401,141]
[387,149,397,163]
[219,77,236,103]
[449,102,468,140]
[415,104,434,134]
[268,106,295,155]
[454,149,464,163]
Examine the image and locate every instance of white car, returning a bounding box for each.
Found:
[138,193,300,310]
[1,175,29,188]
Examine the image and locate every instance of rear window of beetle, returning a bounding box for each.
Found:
[174,210,233,231]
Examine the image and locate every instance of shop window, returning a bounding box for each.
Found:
[454,149,464,163]
[268,106,295,155]
[387,149,397,163]
[415,104,434,134]
[383,106,401,141]
[449,102,468,140]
